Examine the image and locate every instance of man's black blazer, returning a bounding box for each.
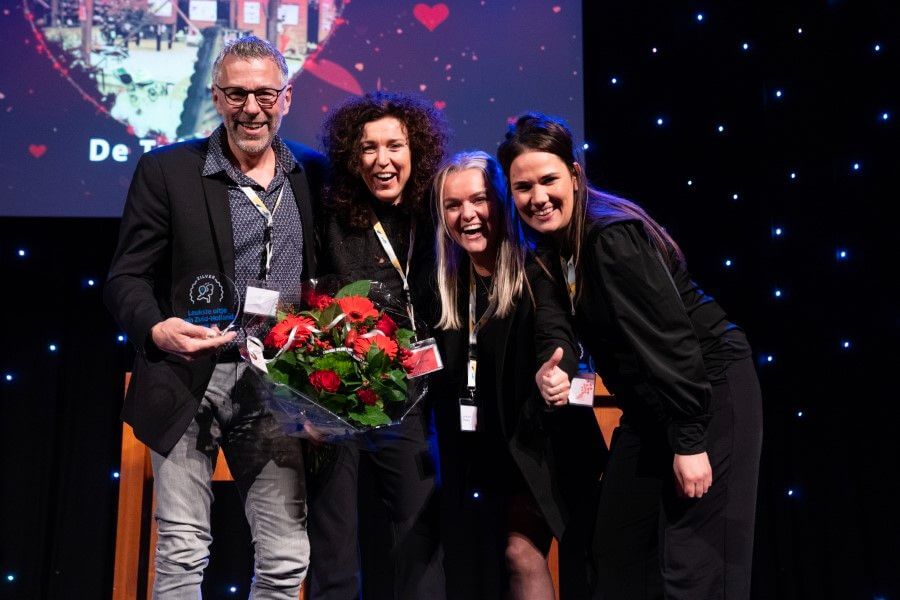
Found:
[104,137,326,456]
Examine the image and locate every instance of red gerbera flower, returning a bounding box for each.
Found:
[337,296,379,322]
[263,315,316,350]
[353,334,399,360]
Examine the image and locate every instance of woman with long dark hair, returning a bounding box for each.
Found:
[307,91,448,599]
[498,112,763,599]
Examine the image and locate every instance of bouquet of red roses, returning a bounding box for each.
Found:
[245,279,432,439]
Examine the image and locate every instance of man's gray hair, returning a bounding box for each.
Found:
[212,35,289,86]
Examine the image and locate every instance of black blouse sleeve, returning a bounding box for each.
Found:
[591,222,711,454]
[528,257,581,380]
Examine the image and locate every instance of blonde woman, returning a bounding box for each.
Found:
[431,151,604,599]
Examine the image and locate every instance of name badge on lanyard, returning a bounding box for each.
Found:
[240,184,285,282]
[461,263,496,432]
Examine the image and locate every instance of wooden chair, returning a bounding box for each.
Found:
[546,375,621,599]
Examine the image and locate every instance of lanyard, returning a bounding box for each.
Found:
[369,206,417,329]
[466,263,497,396]
[240,184,285,281]
[561,255,577,315]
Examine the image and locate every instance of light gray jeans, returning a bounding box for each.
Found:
[150,362,308,599]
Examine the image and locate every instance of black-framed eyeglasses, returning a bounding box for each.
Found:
[215,85,287,108]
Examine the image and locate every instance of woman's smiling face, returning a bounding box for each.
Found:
[508,151,578,236]
[441,168,499,265]
[358,116,412,205]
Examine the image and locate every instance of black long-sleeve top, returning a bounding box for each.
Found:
[532,219,751,455]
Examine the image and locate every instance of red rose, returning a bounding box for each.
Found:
[263,315,315,350]
[374,313,398,338]
[309,370,341,393]
[357,388,378,406]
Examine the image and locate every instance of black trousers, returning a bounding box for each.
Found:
[306,409,446,600]
[592,357,763,600]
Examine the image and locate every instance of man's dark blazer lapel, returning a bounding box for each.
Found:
[287,167,317,277]
[200,172,236,283]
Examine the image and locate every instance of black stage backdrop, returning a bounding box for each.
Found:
[2,1,899,598]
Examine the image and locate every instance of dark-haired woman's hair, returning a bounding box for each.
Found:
[497,112,684,290]
[321,91,449,229]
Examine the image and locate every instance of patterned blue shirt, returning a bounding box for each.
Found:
[203,125,305,350]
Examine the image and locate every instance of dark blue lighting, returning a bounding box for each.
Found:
[836,249,848,260]
[852,162,861,171]
[117,334,127,343]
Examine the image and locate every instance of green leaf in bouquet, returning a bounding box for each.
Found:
[386,368,409,393]
[318,302,341,329]
[336,280,372,299]
[346,404,392,427]
[311,351,357,379]
[366,346,389,372]
[371,377,406,404]
[395,328,416,348]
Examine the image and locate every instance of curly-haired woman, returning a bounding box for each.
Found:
[307,91,449,599]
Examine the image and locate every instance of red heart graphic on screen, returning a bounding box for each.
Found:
[414,3,449,31]
[28,144,47,158]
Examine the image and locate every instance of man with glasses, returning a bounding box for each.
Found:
[105,35,325,599]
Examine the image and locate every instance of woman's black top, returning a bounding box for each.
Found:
[319,199,432,332]
[533,219,751,455]
[434,260,606,538]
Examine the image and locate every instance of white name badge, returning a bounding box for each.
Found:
[568,372,596,406]
[244,285,280,317]
[459,401,478,432]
